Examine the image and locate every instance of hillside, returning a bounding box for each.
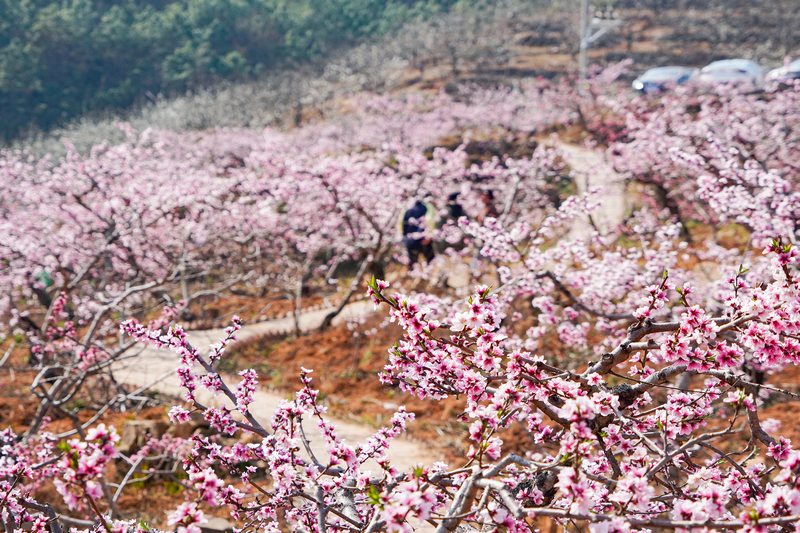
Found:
[0,0,463,142]
[10,0,800,155]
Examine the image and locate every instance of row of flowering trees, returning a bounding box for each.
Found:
[3,73,800,530]
[609,85,800,241]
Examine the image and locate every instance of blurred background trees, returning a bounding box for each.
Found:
[0,0,460,141]
[2,0,798,145]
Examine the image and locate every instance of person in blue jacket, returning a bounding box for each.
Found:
[401,197,435,267]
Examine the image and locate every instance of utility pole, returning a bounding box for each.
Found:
[577,0,622,90]
[578,0,590,86]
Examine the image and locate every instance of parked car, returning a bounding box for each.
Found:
[697,59,764,88]
[766,59,800,84]
[631,66,697,93]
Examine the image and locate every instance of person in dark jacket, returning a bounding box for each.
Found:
[434,191,468,254]
[446,192,467,220]
[401,198,435,267]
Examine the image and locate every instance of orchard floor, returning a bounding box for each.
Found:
[223,313,468,461]
[0,369,205,526]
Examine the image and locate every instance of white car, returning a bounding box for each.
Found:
[766,59,800,84]
[697,59,764,88]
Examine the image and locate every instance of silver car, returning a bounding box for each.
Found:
[766,59,800,84]
[697,59,764,88]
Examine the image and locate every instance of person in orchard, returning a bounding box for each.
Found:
[400,194,436,267]
[477,189,499,223]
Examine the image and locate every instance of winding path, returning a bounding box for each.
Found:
[114,299,440,471]
[550,140,629,238]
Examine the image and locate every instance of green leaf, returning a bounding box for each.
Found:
[366,484,382,506]
[163,480,184,495]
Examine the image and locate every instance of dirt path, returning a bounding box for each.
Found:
[551,140,628,238]
[115,299,440,471]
